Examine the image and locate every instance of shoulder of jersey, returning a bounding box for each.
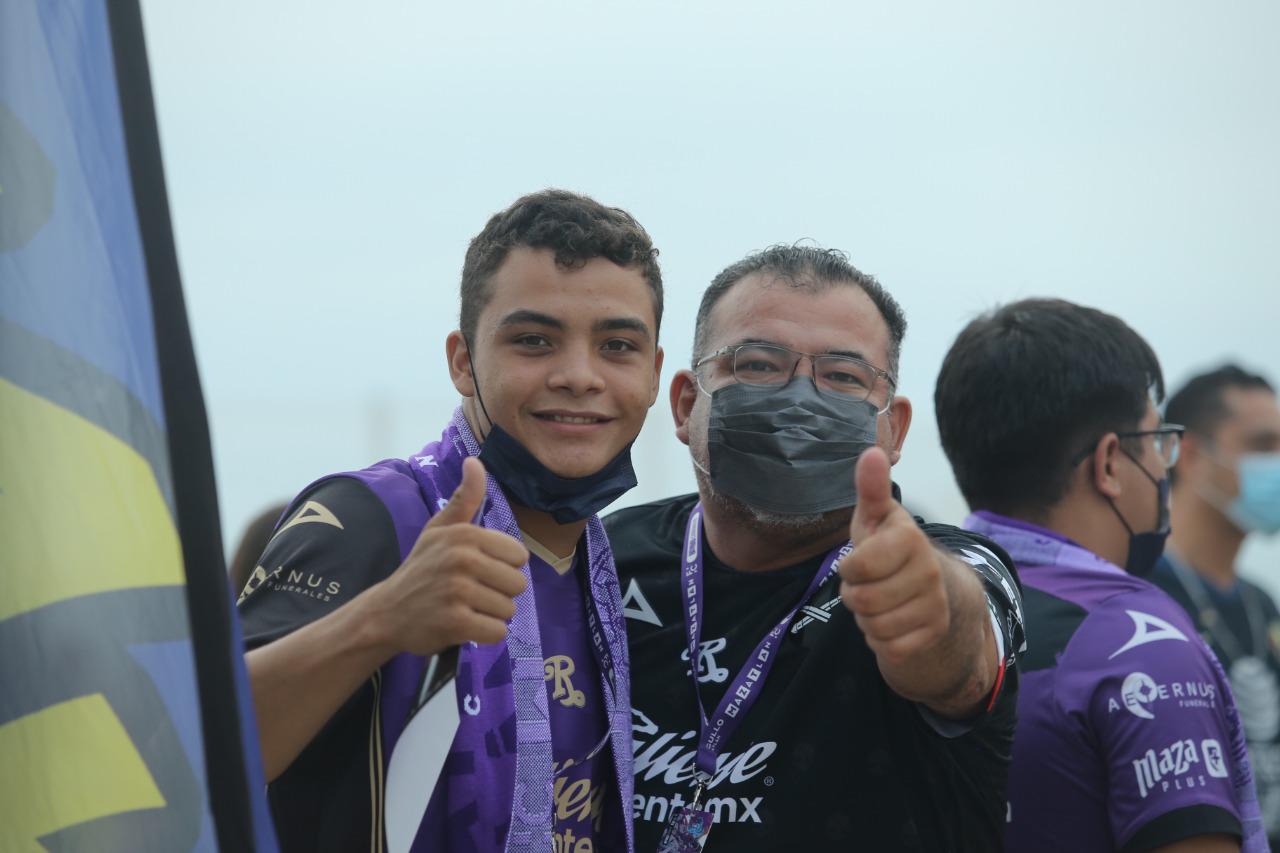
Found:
[603,494,696,568]
[1078,585,1204,666]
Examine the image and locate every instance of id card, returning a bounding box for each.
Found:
[656,805,713,852]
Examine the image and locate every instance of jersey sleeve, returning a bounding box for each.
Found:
[1065,593,1250,850]
[237,476,403,649]
[922,524,1026,701]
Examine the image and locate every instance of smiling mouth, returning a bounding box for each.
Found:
[535,413,611,425]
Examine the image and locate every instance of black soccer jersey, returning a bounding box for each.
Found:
[605,494,1022,852]
[238,477,401,853]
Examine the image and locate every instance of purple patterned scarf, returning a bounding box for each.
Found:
[339,409,633,852]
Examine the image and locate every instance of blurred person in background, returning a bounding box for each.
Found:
[228,502,288,598]
[1152,365,1280,847]
[937,298,1266,852]
[238,190,665,853]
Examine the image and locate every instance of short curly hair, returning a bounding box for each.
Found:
[459,189,663,341]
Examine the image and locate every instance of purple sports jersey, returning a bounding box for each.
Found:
[965,511,1267,852]
[529,552,625,852]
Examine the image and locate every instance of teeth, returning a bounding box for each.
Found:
[549,415,600,424]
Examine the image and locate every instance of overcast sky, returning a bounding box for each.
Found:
[139,0,1280,591]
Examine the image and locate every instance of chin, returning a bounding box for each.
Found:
[699,472,849,540]
[540,453,621,480]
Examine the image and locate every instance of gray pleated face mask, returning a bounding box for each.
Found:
[704,378,880,515]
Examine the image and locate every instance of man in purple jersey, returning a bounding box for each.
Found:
[936,298,1266,852]
[237,190,664,852]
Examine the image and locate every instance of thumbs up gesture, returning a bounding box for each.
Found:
[838,447,951,669]
[375,457,530,657]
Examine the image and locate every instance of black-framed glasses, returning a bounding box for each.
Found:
[1072,424,1185,468]
[694,343,897,412]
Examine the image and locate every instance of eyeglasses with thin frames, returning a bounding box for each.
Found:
[694,343,897,413]
[1071,424,1185,468]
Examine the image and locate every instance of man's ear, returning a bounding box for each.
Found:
[445,330,475,397]
[1090,434,1124,499]
[671,369,698,447]
[883,395,913,465]
[1175,432,1207,483]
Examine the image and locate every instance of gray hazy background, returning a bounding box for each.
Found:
[138,1,1280,593]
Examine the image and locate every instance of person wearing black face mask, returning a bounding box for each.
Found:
[936,298,1265,853]
[237,190,665,853]
[605,245,1025,853]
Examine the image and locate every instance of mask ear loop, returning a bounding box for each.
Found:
[463,334,495,442]
[1106,446,1165,536]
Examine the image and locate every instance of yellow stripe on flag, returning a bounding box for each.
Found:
[0,377,184,621]
[0,694,166,851]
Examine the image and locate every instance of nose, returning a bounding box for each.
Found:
[791,353,819,382]
[548,344,605,395]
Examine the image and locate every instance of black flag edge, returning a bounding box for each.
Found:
[104,2,258,850]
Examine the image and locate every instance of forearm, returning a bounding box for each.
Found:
[248,584,398,781]
[878,552,997,718]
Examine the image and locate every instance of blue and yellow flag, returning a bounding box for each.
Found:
[1,1,278,850]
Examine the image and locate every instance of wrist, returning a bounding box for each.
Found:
[346,581,409,662]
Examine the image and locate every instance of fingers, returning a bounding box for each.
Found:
[465,578,521,623]
[455,610,510,647]
[850,447,898,543]
[838,523,918,585]
[469,555,529,599]
[851,595,945,642]
[839,559,925,617]
[426,456,487,529]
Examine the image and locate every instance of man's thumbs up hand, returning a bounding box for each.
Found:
[374,457,529,657]
[839,448,950,668]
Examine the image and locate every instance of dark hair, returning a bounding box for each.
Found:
[1165,364,1274,438]
[228,502,289,597]
[935,298,1165,518]
[459,189,663,341]
[692,244,907,377]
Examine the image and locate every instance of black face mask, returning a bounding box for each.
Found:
[1107,450,1172,578]
[475,423,637,523]
[703,378,880,515]
[467,347,638,524]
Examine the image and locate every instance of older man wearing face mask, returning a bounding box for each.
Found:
[605,246,1024,852]
[1151,365,1280,847]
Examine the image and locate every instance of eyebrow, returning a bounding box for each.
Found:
[498,309,563,329]
[728,337,870,363]
[498,309,653,341]
[594,317,652,340]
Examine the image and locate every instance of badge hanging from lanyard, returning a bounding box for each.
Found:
[656,504,850,852]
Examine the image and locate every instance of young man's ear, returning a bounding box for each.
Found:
[648,346,665,408]
[670,369,698,447]
[1090,434,1124,499]
[446,330,476,397]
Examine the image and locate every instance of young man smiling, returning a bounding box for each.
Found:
[238,190,664,852]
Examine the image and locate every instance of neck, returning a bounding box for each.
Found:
[1169,488,1244,588]
[511,504,585,559]
[698,491,849,573]
[1040,498,1130,569]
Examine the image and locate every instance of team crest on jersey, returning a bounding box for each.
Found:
[681,637,729,683]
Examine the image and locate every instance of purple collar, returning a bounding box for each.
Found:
[964,510,1123,575]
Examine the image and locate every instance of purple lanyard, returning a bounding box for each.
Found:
[680,503,850,782]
